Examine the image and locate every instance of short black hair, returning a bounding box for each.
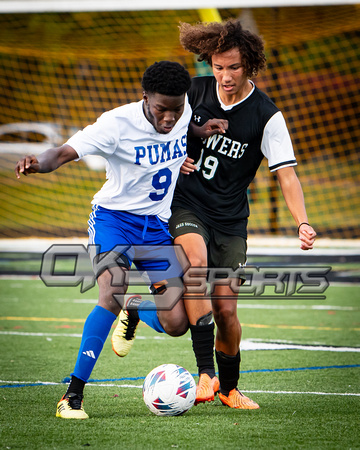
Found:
[141,61,191,96]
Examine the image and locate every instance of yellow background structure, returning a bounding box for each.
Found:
[0,5,359,238]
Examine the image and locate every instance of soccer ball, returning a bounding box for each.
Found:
[143,364,196,416]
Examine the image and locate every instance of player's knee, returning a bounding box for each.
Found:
[160,314,189,336]
[187,253,207,268]
[213,304,237,328]
[165,324,189,337]
[98,288,123,315]
[97,297,121,316]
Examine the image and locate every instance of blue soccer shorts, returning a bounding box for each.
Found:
[87,205,184,284]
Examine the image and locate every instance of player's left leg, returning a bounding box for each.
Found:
[112,215,189,356]
[168,209,219,404]
[175,232,218,404]
[112,277,189,357]
[208,230,259,410]
[212,286,259,410]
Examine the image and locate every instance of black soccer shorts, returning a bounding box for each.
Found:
[169,208,247,272]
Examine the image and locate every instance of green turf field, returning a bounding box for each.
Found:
[0,279,359,449]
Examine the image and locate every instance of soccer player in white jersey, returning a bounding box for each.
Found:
[15,61,224,419]
[112,21,317,409]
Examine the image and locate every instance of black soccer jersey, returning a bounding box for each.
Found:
[172,76,297,237]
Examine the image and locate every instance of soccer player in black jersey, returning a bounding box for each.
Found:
[169,19,316,409]
[112,19,316,409]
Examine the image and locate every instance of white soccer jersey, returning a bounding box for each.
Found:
[67,98,191,222]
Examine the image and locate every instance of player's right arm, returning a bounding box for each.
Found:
[15,144,79,179]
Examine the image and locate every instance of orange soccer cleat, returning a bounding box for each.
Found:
[218,388,260,409]
[195,373,220,405]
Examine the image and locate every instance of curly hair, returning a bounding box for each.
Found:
[141,61,191,96]
[179,19,266,78]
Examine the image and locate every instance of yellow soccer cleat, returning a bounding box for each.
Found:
[111,304,140,357]
[56,393,89,419]
[218,388,260,409]
[195,373,220,405]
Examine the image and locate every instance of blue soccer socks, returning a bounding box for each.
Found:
[138,300,166,333]
[72,305,117,382]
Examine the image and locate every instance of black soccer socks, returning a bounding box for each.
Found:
[215,350,241,395]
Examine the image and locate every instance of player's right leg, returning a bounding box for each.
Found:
[57,266,127,419]
[57,206,131,419]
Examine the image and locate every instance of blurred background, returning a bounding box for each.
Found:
[0,1,359,242]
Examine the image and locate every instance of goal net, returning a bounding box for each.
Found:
[0,5,359,238]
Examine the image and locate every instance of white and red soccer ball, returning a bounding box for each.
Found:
[143,364,196,416]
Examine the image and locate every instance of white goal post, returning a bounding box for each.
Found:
[0,0,359,13]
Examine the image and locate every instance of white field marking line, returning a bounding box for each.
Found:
[240,390,360,397]
[0,380,141,389]
[0,331,167,339]
[73,299,98,303]
[0,380,359,396]
[55,300,360,309]
[0,331,169,340]
[1,236,359,253]
[66,300,360,308]
[237,304,358,310]
[0,331,83,338]
[1,276,359,288]
[1,331,359,353]
[86,384,143,389]
[240,341,360,352]
[55,299,360,309]
[56,299,360,309]
[0,380,59,385]
[2,299,358,311]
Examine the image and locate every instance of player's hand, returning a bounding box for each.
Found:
[298,223,316,250]
[180,157,196,175]
[189,119,228,138]
[15,155,41,179]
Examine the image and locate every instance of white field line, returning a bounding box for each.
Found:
[70,301,359,310]
[1,236,359,254]
[0,379,359,396]
[61,299,359,310]
[1,277,359,288]
[1,331,359,352]
[0,331,83,338]
[2,297,359,311]
[240,390,360,397]
[237,304,358,310]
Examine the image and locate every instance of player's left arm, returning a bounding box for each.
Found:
[276,166,316,250]
[181,119,228,175]
[180,156,196,175]
[188,119,228,138]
